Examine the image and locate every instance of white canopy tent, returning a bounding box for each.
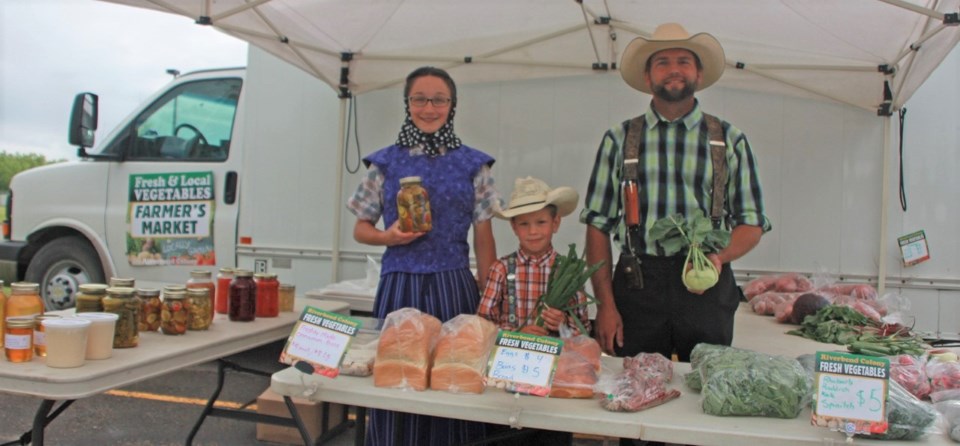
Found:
[104,0,960,287]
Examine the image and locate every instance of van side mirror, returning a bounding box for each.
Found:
[69,92,98,153]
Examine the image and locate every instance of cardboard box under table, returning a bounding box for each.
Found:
[256,388,346,445]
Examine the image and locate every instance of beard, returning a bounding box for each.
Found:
[651,77,697,102]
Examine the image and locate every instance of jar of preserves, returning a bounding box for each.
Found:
[6,282,44,321]
[187,270,216,326]
[215,268,233,315]
[254,273,279,318]
[33,314,61,357]
[160,290,189,335]
[278,283,295,312]
[5,317,34,363]
[397,176,432,232]
[109,277,135,288]
[137,288,162,332]
[229,270,256,322]
[102,287,141,348]
[186,288,212,331]
[0,281,6,348]
[76,283,109,313]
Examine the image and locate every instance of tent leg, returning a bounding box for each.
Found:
[877,115,892,295]
[331,97,347,283]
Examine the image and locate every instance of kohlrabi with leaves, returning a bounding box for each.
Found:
[648,210,730,292]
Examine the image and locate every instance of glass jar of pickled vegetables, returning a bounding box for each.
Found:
[76,283,108,313]
[160,290,189,335]
[254,273,279,318]
[186,288,212,331]
[5,317,34,363]
[215,268,233,315]
[229,269,256,322]
[278,283,295,312]
[137,288,162,333]
[187,270,215,326]
[397,176,432,232]
[109,277,135,288]
[33,314,61,357]
[103,287,141,348]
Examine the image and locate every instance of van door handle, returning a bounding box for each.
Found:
[224,171,238,204]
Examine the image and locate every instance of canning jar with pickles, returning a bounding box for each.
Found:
[160,290,190,335]
[186,288,212,331]
[137,288,162,332]
[103,287,141,348]
[229,270,256,322]
[76,284,108,313]
[397,176,432,232]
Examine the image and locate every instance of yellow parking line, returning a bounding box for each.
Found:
[105,389,254,410]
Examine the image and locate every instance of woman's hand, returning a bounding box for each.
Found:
[382,221,424,246]
[353,219,423,246]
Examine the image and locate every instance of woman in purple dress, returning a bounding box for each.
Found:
[346,66,501,446]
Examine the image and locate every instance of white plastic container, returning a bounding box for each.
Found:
[74,312,120,360]
[41,318,92,368]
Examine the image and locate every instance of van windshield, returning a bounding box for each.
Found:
[100,77,242,162]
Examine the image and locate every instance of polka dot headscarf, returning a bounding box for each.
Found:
[395,99,462,157]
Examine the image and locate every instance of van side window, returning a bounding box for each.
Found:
[106,77,242,161]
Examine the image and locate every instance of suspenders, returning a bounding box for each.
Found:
[622,112,729,232]
[505,254,519,326]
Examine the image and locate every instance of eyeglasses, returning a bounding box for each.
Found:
[408,96,452,108]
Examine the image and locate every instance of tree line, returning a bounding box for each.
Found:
[0,151,63,191]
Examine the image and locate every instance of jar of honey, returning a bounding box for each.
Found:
[278,283,295,312]
[229,270,256,322]
[397,176,432,232]
[5,317,34,363]
[103,287,141,348]
[6,282,44,321]
[76,283,109,313]
[254,273,279,318]
[137,288,162,333]
[0,281,6,349]
[33,314,61,357]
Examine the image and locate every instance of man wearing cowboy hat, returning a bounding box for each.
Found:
[581,23,772,370]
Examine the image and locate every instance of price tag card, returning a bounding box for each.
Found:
[280,307,362,378]
[485,331,562,397]
[813,352,890,436]
[898,230,930,267]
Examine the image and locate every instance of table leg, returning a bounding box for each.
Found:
[186,359,229,445]
[24,399,73,446]
[354,407,366,446]
[281,395,315,445]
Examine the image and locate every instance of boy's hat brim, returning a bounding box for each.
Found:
[495,177,579,220]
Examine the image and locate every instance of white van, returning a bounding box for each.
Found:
[0,61,346,309]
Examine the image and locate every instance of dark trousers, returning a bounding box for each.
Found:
[611,254,739,363]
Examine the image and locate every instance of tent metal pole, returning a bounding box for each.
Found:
[331,97,348,283]
[878,115,892,294]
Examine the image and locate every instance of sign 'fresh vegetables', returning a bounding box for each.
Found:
[813,351,889,437]
[280,307,362,378]
[486,331,562,396]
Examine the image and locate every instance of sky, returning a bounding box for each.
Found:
[0,1,248,161]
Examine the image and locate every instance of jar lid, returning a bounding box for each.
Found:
[106,286,136,297]
[41,318,91,329]
[186,288,209,297]
[163,285,187,293]
[235,269,254,278]
[136,287,161,297]
[254,273,270,279]
[10,282,40,293]
[6,317,36,328]
[79,283,110,294]
[190,270,213,279]
[35,314,61,321]
[164,290,187,300]
[74,312,120,322]
[399,176,422,184]
[279,283,295,290]
[218,267,234,274]
[109,277,136,287]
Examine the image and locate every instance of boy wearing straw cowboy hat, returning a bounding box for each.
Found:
[478,177,590,337]
[581,24,772,370]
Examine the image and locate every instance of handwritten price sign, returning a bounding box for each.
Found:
[813,352,890,436]
[280,307,362,378]
[485,331,562,396]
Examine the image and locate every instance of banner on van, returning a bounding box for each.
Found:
[126,171,216,266]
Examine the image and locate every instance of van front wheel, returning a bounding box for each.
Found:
[24,237,106,310]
